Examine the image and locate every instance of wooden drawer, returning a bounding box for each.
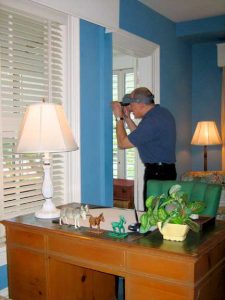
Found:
[113,179,134,208]
[7,227,44,250]
[48,235,125,272]
[114,186,133,200]
[125,274,194,300]
[113,179,134,200]
[114,199,132,209]
[126,251,194,282]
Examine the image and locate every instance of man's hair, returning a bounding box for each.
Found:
[131,87,155,104]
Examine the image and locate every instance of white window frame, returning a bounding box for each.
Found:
[64,15,80,204]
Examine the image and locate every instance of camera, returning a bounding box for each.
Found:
[120,102,129,106]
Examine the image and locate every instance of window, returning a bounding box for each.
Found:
[112,69,135,179]
[0,6,65,223]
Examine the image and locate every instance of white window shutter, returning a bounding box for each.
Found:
[0,7,65,219]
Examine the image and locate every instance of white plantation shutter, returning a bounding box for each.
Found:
[0,7,65,220]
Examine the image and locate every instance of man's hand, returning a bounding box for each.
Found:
[123,106,131,119]
[111,101,134,149]
[123,105,137,132]
[111,101,123,117]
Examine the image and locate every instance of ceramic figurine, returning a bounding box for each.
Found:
[111,215,126,234]
[89,213,105,230]
[59,205,89,228]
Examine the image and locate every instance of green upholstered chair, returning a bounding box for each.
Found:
[146,180,222,217]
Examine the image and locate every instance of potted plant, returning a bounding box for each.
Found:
[140,184,205,241]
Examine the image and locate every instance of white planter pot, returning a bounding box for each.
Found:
[157,222,189,242]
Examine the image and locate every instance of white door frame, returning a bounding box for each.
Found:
[113,29,160,211]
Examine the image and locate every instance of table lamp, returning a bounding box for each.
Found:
[16,101,78,219]
[191,121,222,171]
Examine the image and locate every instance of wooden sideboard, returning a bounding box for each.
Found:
[113,179,134,209]
[2,204,225,300]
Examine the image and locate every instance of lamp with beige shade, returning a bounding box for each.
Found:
[16,101,78,219]
[191,121,222,171]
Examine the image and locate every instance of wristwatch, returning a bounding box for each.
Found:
[115,116,124,122]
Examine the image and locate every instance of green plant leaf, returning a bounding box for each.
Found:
[184,207,192,217]
[182,193,189,203]
[139,225,150,233]
[170,215,184,224]
[160,199,174,208]
[176,191,185,203]
[140,213,149,229]
[145,195,155,209]
[185,218,200,232]
[157,207,168,221]
[153,196,161,218]
[187,201,205,213]
[149,214,157,226]
[161,213,176,228]
[147,207,153,216]
[169,184,182,196]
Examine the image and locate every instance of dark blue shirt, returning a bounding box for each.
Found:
[128,105,176,164]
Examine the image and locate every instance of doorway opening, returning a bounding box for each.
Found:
[112,29,160,211]
[112,51,136,209]
[112,52,136,180]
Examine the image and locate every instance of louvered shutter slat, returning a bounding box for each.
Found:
[4,179,43,189]
[2,74,48,84]
[4,194,44,206]
[4,185,42,196]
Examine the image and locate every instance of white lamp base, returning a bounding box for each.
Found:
[35,198,60,219]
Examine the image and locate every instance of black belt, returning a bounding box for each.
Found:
[144,162,175,167]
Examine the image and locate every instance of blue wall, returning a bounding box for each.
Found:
[176,15,225,42]
[80,20,113,206]
[120,0,224,173]
[79,1,224,206]
[176,16,224,171]
[120,0,193,176]
[0,265,7,291]
[192,42,222,171]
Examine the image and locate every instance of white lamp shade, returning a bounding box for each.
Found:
[191,121,222,146]
[16,102,78,153]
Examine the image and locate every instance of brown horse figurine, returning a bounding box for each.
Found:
[89,213,105,230]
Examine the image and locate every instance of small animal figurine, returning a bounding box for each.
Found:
[59,205,89,229]
[89,213,105,230]
[111,215,126,234]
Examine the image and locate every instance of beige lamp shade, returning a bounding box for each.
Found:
[16,102,78,153]
[191,121,222,146]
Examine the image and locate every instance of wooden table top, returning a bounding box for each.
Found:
[2,204,225,259]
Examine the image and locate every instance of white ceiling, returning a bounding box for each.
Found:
[139,0,225,22]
